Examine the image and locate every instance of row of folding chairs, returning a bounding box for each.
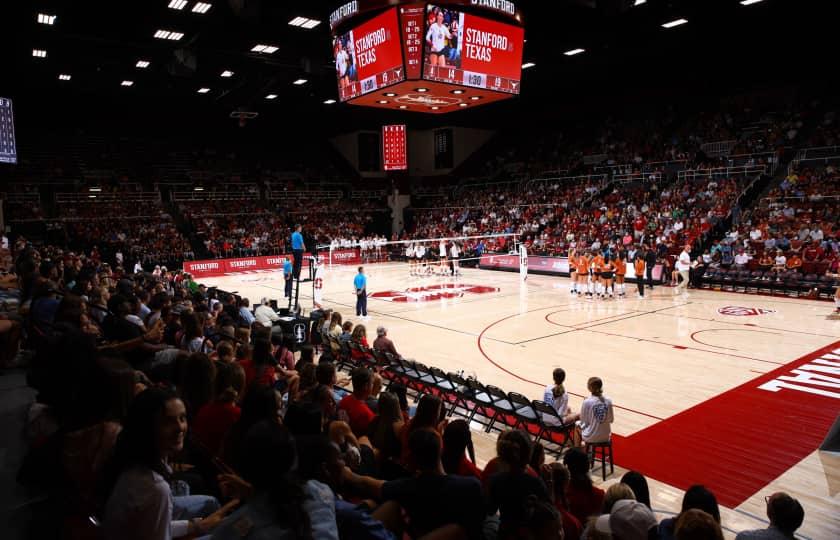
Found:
[701,268,837,298]
[327,341,577,456]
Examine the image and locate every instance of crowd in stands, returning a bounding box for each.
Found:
[179,200,288,258]
[1,239,812,540]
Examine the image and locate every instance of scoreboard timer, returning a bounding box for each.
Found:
[0,98,17,164]
[329,0,523,114]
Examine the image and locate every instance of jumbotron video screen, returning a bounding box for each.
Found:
[422,3,524,94]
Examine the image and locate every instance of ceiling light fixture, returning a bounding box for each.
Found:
[192,2,212,13]
[521,62,535,69]
[323,99,336,104]
[220,70,234,77]
[251,44,278,54]
[564,48,585,56]
[451,89,465,94]
[377,100,389,104]
[136,60,150,68]
[154,30,183,40]
[740,0,764,4]
[58,74,71,81]
[293,79,307,85]
[32,49,47,58]
[661,18,688,29]
[265,94,278,100]
[121,80,134,87]
[168,0,188,10]
[89,187,102,192]
[197,87,210,93]
[289,17,321,29]
[384,92,397,97]
[634,0,647,5]
[415,88,428,92]
[398,105,408,109]
[430,106,440,110]
[459,103,468,107]
[470,96,481,101]
[37,13,57,25]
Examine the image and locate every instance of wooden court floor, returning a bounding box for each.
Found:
[203,263,840,540]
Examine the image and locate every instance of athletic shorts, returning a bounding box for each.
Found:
[601,272,614,280]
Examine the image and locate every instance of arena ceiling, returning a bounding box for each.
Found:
[1,0,834,132]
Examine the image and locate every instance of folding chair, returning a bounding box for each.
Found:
[507,392,541,436]
[531,400,576,456]
[445,371,474,419]
[465,378,496,431]
[483,384,516,433]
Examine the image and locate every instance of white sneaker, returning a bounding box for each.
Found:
[637,294,644,299]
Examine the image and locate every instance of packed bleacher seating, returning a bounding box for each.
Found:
[1,238,816,540]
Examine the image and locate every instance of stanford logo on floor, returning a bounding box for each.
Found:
[370,284,499,302]
[717,306,776,316]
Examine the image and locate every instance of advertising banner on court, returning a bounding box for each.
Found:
[479,254,664,281]
[329,248,362,265]
[183,254,312,278]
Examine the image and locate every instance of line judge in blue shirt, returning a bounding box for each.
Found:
[283,256,293,298]
[354,266,368,318]
[291,224,305,280]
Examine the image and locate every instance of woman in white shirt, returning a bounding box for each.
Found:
[104,388,233,540]
[334,40,350,88]
[577,377,613,447]
[425,9,452,67]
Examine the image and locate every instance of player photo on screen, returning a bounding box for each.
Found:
[424,5,464,69]
[333,33,358,88]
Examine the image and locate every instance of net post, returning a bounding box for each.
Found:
[519,243,528,282]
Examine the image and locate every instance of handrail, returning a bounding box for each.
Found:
[613,171,662,184]
[55,192,161,203]
[267,190,342,200]
[677,165,766,181]
[527,173,607,188]
[351,190,386,199]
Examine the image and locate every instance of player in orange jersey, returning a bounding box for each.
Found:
[591,251,605,299]
[634,252,646,298]
[578,250,592,298]
[613,250,627,298]
[568,246,577,296]
[601,255,617,299]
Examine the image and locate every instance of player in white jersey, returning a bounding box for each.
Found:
[406,243,416,275]
[416,243,427,275]
[438,240,448,275]
[450,242,460,276]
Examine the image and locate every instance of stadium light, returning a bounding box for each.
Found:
[415,88,428,92]
[220,70,234,77]
[293,79,307,85]
[89,187,102,192]
[564,48,585,56]
[430,106,440,110]
[121,80,134,87]
[58,74,71,81]
[740,0,764,4]
[136,60,150,68]
[251,44,278,54]
[661,18,688,29]
[377,100,389,104]
[265,94,278,100]
[197,87,210,93]
[32,49,47,58]
[289,16,321,29]
[451,89,465,94]
[521,62,535,69]
[192,2,212,13]
[193,186,204,191]
[168,0,187,10]
[634,0,646,5]
[323,99,336,104]
[398,105,408,109]
[37,13,57,25]
[154,30,184,40]
[459,103,468,107]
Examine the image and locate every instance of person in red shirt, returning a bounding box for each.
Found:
[193,363,245,457]
[563,447,605,524]
[543,462,583,540]
[337,367,376,437]
[441,419,482,479]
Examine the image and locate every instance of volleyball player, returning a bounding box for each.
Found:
[634,252,646,298]
[426,9,452,68]
[450,241,460,276]
[591,250,605,299]
[579,249,592,298]
[406,242,416,275]
[416,242,427,274]
[334,39,350,89]
[602,255,616,299]
[438,239,448,275]
[614,250,627,298]
[568,246,578,296]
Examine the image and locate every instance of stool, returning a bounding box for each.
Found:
[587,440,614,481]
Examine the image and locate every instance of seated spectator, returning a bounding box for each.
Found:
[542,367,580,426]
[772,250,787,272]
[103,388,232,540]
[350,324,374,362]
[592,499,658,540]
[339,321,354,343]
[366,391,406,479]
[381,429,484,538]
[211,421,338,540]
[758,253,774,271]
[786,253,803,272]
[237,297,255,327]
[192,362,245,457]
[542,463,583,540]
[578,376,613,446]
[399,394,447,468]
[563,447,604,524]
[372,326,399,357]
[224,385,281,471]
[253,297,279,327]
[735,492,804,540]
[239,338,278,389]
[338,367,376,438]
[734,249,751,269]
[659,484,720,540]
[620,471,651,509]
[486,429,550,539]
[441,419,481,479]
[674,509,724,540]
[602,482,636,513]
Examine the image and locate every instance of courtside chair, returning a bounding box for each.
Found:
[587,439,614,481]
[465,378,495,431]
[421,366,458,401]
[530,400,575,456]
[444,371,474,419]
[483,384,516,433]
[507,392,540,435]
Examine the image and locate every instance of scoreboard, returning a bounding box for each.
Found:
[382,124,408,170]
[0,98,16,164]
[330,1,524,114]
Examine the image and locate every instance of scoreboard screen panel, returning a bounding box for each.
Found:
[0,98,17,164]
[382,124,407,171]
[334,8,405,102]
[422,4,524,94]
